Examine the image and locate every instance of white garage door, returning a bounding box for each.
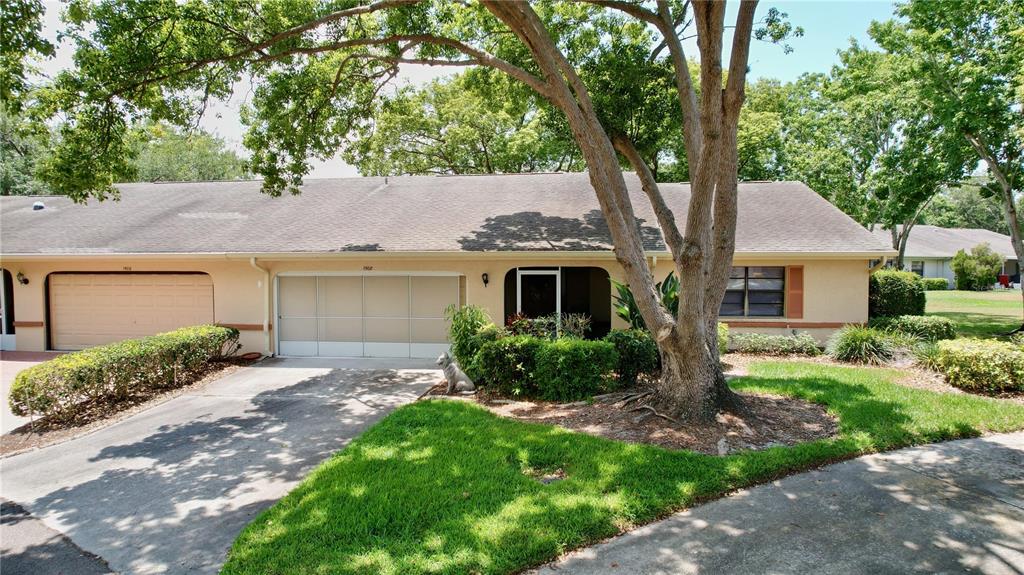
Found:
[277,274,458,358]
[50,273,215,350]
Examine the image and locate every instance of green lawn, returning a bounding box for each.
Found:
[927,289,1024,338]
[221,362,1024,575]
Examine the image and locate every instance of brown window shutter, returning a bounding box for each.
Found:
[787,266,804,319]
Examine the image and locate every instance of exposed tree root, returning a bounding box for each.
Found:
[628,404,680,425]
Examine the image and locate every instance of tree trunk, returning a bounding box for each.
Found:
[965,134,1024,322]
[481,0,756,421]
[655,331,735,420]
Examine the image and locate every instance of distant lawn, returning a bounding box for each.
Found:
[221,362,1024,575]
[927,289,1023,338]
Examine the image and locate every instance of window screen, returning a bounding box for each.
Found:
[719,266,785,317]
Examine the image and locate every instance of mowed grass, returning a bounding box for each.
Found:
[221,362,1024,575]
[927,289,1024,337]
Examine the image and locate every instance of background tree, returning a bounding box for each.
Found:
[872,0,1024,316]
[342,73,577,174]
[771,44,970,267]
[921,180,1009,233]
[31,0,797,421]
[1,107,51,195]
[1,0,54,109]
[131,122,249,182]
[951,243,1004,291]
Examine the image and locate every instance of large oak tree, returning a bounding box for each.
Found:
[34,0,794,420]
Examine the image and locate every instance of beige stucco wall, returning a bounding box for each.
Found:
[1,253,872,353]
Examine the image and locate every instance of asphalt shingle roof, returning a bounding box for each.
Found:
[1,173,891,256]
[870,225,1016,260]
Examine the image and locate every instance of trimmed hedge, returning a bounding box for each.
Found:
[922,278,949,291]
[604,329,659,387]
[936,339,1024,393]
[9,325,240,422]
[474,336,546,397]
[869,270,926,318]
[826,325,894,364]
[729,332,821,356]
[868,315,956,342]
[535,339,618,401]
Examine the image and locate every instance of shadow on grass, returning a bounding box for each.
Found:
[929,311,1022,338]
[220,363,1024,575]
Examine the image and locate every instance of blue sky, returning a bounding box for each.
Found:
[742,0,897,81]
[39,1,900,178]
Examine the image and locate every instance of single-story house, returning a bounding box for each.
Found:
[870,225,1018,287]
[0,173,893,356]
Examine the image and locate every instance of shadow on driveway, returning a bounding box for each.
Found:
[0,358,439,575]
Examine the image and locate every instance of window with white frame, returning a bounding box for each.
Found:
[910,261,924,276]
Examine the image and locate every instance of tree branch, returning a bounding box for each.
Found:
[612,133,684,262]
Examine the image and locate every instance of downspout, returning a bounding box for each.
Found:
[250,257,271,356]
[869,256,889,274]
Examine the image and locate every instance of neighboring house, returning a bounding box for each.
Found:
[0,173,893,355]
[871,225,1018,287]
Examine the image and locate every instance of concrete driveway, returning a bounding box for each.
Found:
[0,357,439,574]
[534,432,1024,575]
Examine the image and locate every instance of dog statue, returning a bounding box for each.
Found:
[437,351,476,394]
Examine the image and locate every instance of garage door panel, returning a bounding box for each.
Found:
[317,277,362,317]
[278,276,316,317]
[364,318,409,343]
[411,318,448,343]
[364,277,409,317]
[411,276,458,318]
[50,273,214,350]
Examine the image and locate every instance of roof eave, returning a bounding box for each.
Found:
[1,249,898,261]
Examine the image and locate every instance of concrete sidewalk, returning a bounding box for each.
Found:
[534,432,1024,575]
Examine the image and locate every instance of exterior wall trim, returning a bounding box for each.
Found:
[12,321,43,328]
[217,323,271,331]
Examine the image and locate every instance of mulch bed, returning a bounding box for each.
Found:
[0,357,257,457]
[423,377,838,455]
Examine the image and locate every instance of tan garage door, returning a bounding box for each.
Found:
[277,274,458,358]
[50,273,214,350]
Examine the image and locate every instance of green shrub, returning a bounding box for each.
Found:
[936,339,1024,392]
[951,243,1003,291]
[717,322,729,355]
[9,325,240,422]
[465,324,506,382]
[729,332,821,356]
[610,272,678,330]
[604,329,659,387]
[869,315,956,342]
[535,339,618,401]
[474,336,546,396]
[445,304,491,369]
[869,270,926,317]
[914,342,942,371]
[505,313,557,339]
[826,325,895,364]
[922,277,949,291]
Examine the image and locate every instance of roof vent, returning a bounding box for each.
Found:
[32,201,45,211]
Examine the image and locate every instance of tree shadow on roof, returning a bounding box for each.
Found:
[458,209,664,252]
